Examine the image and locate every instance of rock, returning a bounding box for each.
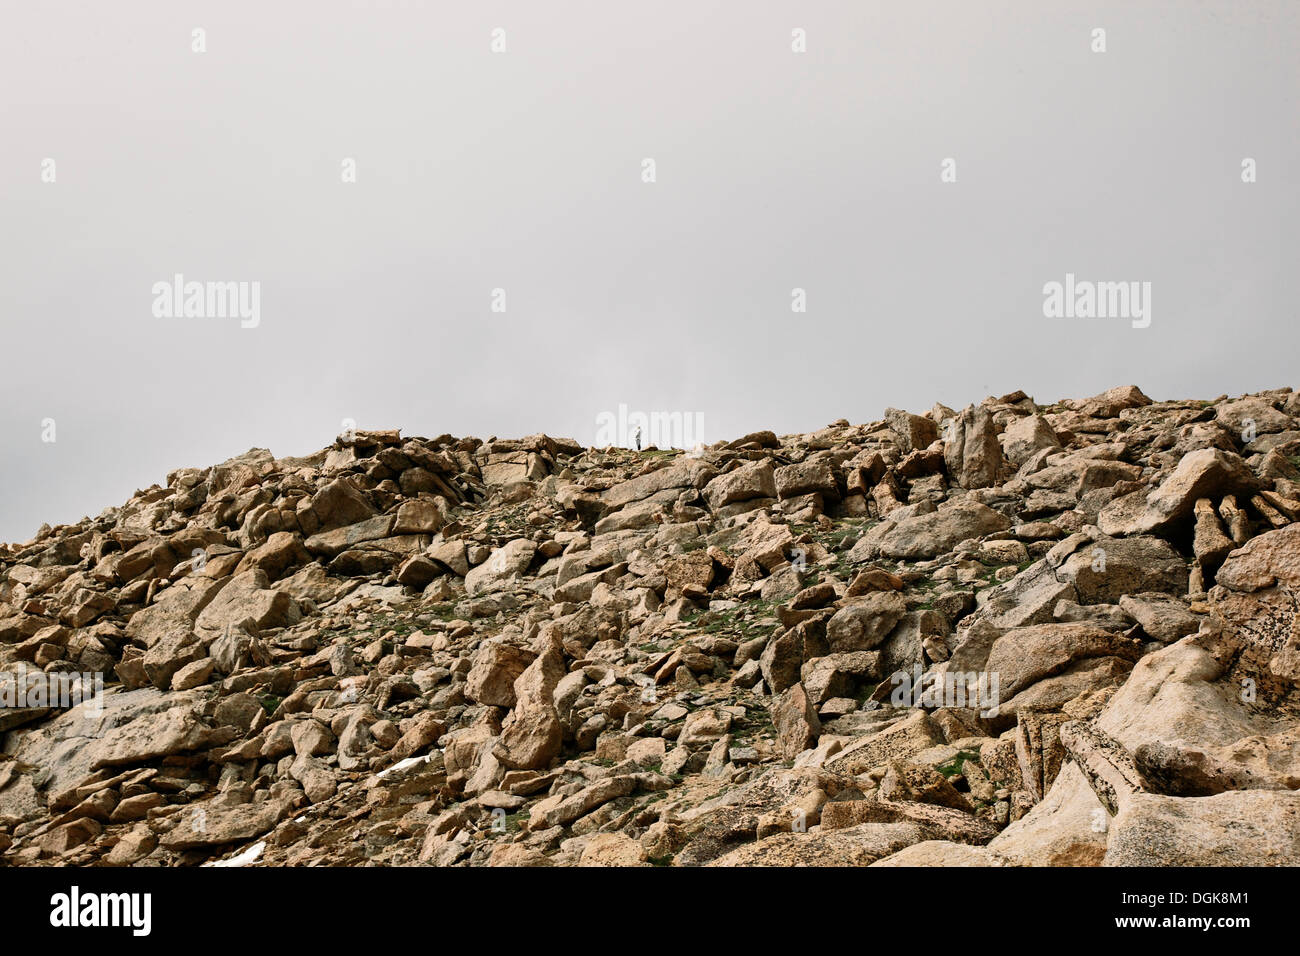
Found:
[161,799,293,850]
[465,539,537,596]
[944,405,1003,489]
[291,719,336,757]
[870,840,1004,867]
[846,567,904,595]
[850,498,1012,561]
[104,825,158,866]
[820,798,998,844]
[826,593,907,652]
[579,832,650,866]
[985,623,1142,701]
[1132,741,1282,796]
[879,760,971,811]
[170,657,215,690]
[236,531,310,580]
[886,408,940,453]
[427,539,470,577]
[395,554,439,588]
[771,683,821,758]
[1058,720,1143,815]
[602,459,717,510]
[466,643,536,707]
[1104,791,1300,866]
[392,498,446,535]
[1054,534,1189,603]
[774,459,839,500]
[802,651,881,704]
[1192,497,1236,572]
[825,710,943,776]
[309,479,377,532]
[1098,449,1258,536]
[1001,415,1060,466]
[2,386,1295,870]
[706,822,927,866]
[124,576,226,649]
[496,635,565,770]
[1215,397,1292,436]
[531,775,638,830]
[1216,523,1300,591]
[678,708,733,748]
[662,549,719,598]
[1118,594,1202,643]
[41,819,103,856]
[704,460,777,511]
[195,569,301,638]
[1075,385,1152,418]
[304,515,395,558]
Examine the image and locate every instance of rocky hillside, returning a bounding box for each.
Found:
[2,385,1298,867]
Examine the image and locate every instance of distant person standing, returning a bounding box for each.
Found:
[633,427,642,451]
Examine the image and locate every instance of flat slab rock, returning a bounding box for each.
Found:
[869,839,1007,867]
[706,822,929,866]
[1104,790,1300,866]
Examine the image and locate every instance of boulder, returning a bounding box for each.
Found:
[1098,449,1258,536]
[850,498,1012,561]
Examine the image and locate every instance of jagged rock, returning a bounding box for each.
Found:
[944,405,1003,489]
[825,710,943,776]
[879,759,971,811]
[1118,593,1202,643]
[1098,448,1258,536]
[465,642,536,707]
[124,576,226,648]
[774,459,839,501]
[820,798,998,844]
[308,479,378,533]
[1001,414,1060,466]
[886,408,940,454]
[1192,497,1236,571]
[870,840,1005,866]
[465,539,537,596]
[1216,523,1300,591]
[1058,720,1143,815]
[495,634,565,770]
[1054,534,1188,603]
[825,592,907,652]
[601,459,717,510]
[1015,710,1070,802]
[802,651,881,704]
[703,460,777,511]
[985,623,1142,701]
[195,569,301,638]
[771,682,820,758]
[1132,740,1283,796]
[579,832,650,866]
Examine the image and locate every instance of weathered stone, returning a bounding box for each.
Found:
[1098,449,1258,536]
[771,682,821,759]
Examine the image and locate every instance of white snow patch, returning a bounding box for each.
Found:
[204,840,265,868]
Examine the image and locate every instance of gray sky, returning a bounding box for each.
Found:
[2,0,1297,545]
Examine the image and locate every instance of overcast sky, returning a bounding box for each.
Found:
[2,0,1297,544]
